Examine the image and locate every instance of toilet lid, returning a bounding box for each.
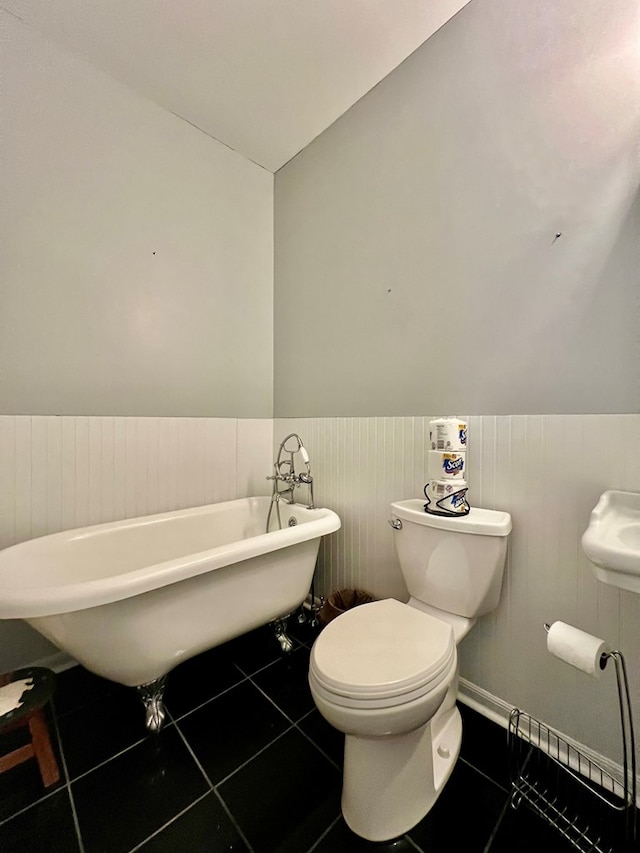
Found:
[310,598,455,703]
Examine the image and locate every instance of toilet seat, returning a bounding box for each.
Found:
[310,599,456,710]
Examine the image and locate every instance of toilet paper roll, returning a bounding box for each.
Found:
[429,450,466,480]
[429,417,467,451]
[546,621,610,678]
[423,479,470,516]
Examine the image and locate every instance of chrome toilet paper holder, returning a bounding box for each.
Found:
[507,624,636,853]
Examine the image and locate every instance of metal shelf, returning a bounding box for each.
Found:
[508,651,637,853]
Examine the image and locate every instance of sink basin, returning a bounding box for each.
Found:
[582,490,640,593]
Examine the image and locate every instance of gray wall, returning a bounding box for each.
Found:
[1,13,274,418]
[274,0,640,417]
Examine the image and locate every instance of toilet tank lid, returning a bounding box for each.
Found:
[390,499,512,536]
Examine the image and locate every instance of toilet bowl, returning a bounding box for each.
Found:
[309,598,461,841]
[309,498,512,842]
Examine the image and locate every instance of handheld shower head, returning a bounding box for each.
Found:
[271,434,314,508]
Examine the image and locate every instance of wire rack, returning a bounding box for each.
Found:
[508,651,637,853]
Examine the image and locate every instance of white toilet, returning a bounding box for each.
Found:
[309,498,512,842]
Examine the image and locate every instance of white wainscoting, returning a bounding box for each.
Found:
[0,416,273,670]
[275,415,640,775]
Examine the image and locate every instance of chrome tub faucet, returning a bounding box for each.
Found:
[267,433,315,509]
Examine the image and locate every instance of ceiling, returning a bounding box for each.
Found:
[2,0,470,171]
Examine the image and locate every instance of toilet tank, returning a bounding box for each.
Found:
[390,499,512,619]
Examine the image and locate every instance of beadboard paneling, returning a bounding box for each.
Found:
[274,415,640,770]
[0,416,272,670]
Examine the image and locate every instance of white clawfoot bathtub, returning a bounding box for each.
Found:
[0,496,340,727]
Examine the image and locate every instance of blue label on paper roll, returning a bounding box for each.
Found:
[428,450,466,480]
[443,456,464,475]
[423,480,470,516]
[450,490,467,508]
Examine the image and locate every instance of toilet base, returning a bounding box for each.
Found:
[341,704,462,842]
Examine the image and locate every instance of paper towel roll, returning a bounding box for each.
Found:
[429,418,467,451]
[428,450,466,480]
[546,621,610,678]
[424,479,469,516]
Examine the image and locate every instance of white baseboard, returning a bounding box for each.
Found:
[458,677,513,730]
[458,677,639,807]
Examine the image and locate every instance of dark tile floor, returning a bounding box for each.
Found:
[0,618,627,853]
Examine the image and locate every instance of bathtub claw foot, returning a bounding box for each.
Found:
[136,675,168,733]
[271,616,294,654]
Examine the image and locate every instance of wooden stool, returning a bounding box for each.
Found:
[0,667,60,787]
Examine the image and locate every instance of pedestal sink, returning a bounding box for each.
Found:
[582,490,640,593]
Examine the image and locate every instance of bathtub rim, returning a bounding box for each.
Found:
[0,496,340,619]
